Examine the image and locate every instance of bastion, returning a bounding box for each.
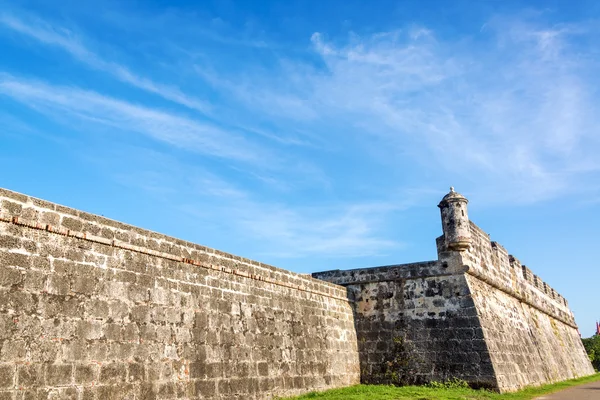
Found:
[314,187,594,391]
[0,186,594,399]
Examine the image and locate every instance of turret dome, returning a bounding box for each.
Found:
[438,187,468,207]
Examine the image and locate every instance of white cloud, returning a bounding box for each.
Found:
[0,73,264,163]
[0,12,211,114]
[89,145,403,259]
[236,202,400,258]
[200,18,600,204]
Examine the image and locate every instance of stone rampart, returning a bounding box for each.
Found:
[458,221,593,391]
[0,188,360,399]
[460,221,574,327]
[0,186,593,396]
[314,188,594,392]
[313,262,496,388]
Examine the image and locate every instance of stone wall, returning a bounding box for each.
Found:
[0,186,593,397]
[0,188,360,400]
[313,262,497,388]
[314,189,594,393]
[460,221,594,391]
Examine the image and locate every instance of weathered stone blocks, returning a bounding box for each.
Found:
[0,186,592,396]
[0,188,359,399]
[314,188,594,392]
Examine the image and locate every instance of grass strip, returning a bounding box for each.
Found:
[279,373,600,400]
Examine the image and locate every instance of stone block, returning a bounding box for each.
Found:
[0,365,14,389]
[31,256,51,271]
[0,252,30,270]
[60,340,86,363]
[45,275,69,296]
[0,391,14,400]
[135,384,155,400]
[23,269,47,292]
[45,364,73,386]
[73,365,97,386]
[127,363,144,383]
[0,267,24,288]
[18,364,44,387]
[1,201,22,216]
[126,285,148,304]
[20,208,39,220]
[40,212,60,226]
[71,276,97,295]
[0,236,20,250]
[55,387,78,399]
[95,384,134,400]
[61,217,83,232]
[122,324,139,342]
[0,340,27,362]
[99,363,126,384]
[77,321,103,341]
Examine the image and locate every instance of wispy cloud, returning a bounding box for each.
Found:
[91,146,250,201]
[236,202,399,258]
[0,111,39,137]
[87,145,402,259]
[0,12,211,113]
[0,73,263,163]
[178,197,403,260]
[199,18,600,204]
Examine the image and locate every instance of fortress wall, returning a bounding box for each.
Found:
[463,222,574,326]
[313,188,593,393]
[313,263,497,388]
[315,215,594,392]
[0,188,360,400]
[462,221,594,392]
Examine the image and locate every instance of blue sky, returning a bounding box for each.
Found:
[1,0,599,336]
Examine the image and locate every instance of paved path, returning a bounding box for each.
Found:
[534,379,600,400]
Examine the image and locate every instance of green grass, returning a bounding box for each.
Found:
[279,373,600,400]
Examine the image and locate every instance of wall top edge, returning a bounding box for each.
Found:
[467,219,568,308]
[469,220,490,238]
[313,260,440,277]
[0,187,345,293]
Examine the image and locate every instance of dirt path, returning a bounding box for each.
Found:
[534,379,600,400]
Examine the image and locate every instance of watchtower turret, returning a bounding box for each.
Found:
[438,187,471,251]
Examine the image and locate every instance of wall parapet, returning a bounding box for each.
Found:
[459,220,575,327]
[0,188,348,302]
[312,261,445,286]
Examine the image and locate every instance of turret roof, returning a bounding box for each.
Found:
[439,187,468,205]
